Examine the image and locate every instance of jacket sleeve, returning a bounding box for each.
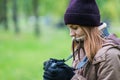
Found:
[71,74,87,80]
[71,55,87,80]
[97,48,120,80]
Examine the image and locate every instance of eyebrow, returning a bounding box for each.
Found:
[68,25,74,28]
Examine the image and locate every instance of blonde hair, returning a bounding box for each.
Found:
[83,27,105,61]
[73,26,105,61]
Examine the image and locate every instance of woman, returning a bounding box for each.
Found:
[64,0,120,80]
[43,0,120,80]
[67,24,120,80]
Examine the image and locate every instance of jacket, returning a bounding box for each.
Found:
[71,34,120,80]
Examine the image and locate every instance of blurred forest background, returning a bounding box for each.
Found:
[0,0,120,80]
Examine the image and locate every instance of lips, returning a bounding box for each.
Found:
[72,36,85,41]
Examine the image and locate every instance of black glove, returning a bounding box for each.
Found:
[43,58,75,80]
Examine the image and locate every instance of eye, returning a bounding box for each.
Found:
[72,26,78,30]
[67,25,78,30]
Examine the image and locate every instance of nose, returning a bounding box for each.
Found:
[70,29,75,37]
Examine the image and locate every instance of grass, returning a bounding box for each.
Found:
[0,27,72,80]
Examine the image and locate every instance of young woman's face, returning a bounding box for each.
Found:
[67,24,85,39]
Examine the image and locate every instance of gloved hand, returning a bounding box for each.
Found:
[43,58,75,80]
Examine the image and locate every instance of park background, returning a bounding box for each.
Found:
[0,0,120,80]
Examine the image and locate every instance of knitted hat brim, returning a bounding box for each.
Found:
[64,13,100,27]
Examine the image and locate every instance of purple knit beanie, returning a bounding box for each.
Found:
[64,0,100,27]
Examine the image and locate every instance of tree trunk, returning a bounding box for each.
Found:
[13,0,19,34]
[3,0,8,31]
[33,0,40,36]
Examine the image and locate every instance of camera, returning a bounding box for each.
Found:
[44,58,65,70]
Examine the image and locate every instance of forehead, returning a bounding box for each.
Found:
[67,24,80,27]
[67,24,83,29]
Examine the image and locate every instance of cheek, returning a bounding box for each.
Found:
[76,30,85,36]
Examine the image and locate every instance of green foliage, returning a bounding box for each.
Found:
[96,0,120,21]
[40,0,69,16]
[4,0,120,22]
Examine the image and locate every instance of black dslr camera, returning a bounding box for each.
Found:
[44,58,65,70]
[43,58,75,80]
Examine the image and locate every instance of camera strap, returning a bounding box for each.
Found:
[64,50,77,62]
[65,54,88,69]
[76,56,88,69]
[65,38,88,69]
[64,54,73,62]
